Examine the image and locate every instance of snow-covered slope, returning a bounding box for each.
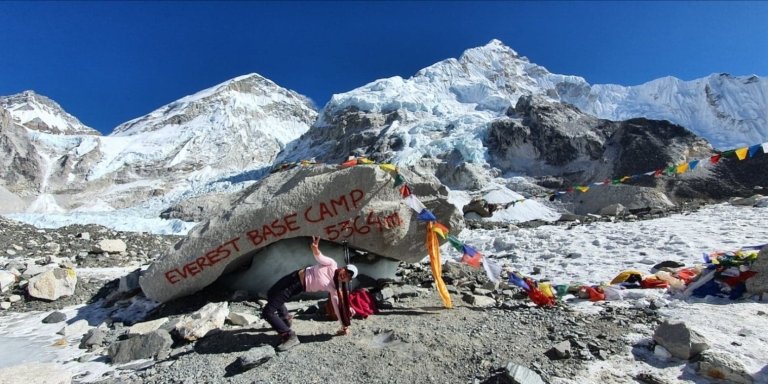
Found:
[0,91,100,136]
[565,74,768,149]
[303,39,765,170]
[0,74,317,214]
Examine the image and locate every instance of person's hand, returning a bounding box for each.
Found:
[311,236,320,248]
[335,326,350,336]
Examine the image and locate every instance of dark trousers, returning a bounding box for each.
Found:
[262,270,304,335]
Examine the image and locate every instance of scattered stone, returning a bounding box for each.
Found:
[545,340,571,360]
[697,350,754,384]
[227,311,261,326]
[233,345,276,372]
[0,302,10,310]
[504,362,545,384]
[174,302,229,341]
[42,311,67,324]
[91,239,127,254]
[118,269,141,293]
[57,319,90,337]
[79,328,106,350]
[653,320,709,360]
[461,294,496,307]
[0,270,18,292]
[127,318,169,336]
[27,268,77,301]
[108,329,173,364]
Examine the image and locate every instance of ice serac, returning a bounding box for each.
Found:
[139,164,463,303]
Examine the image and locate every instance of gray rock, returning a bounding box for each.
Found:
[91,239,127,254]
[139,165,462,303]
[746,246,768,297]
[697,350,754,384]
[174,302,229,341]
[234,345,276,372]
[118,268,141,293]
[653,320,709,360]
[79,328,106,350]
[545,340,571,360]
[27,268,77,300]
[108,329,173,364]
[42,311,67,324]
[505,362,545,384]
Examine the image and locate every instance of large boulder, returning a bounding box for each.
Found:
[140,164,463,303]
[27,268,77,301]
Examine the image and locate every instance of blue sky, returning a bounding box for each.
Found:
[1,1,766,135]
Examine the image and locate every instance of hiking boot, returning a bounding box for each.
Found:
[277,332,300,351]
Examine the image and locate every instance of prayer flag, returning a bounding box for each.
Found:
[399,184,412,198]
[620,176,631,183]
[688,160,699,170]
[676,163,689,174]
[762,142,768,154]
[447,235,464,252]
[393,173,405,187]
[358,157,374,164]
[404,195,426,212]
[379,163,397,173]
[710,154,721,164]
[654,169,663,177]
[508,272,530,291]
[735,147,748,160]
[426,222,452,309]
[417,209,437,222]
[748,144,762,158]
[432,222,449,239]
[482,258,502,284]
[576,186,589,192]
[461,252,482,268]
[341,159,357,168]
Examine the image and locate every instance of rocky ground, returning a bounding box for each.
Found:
[0,216,672,384]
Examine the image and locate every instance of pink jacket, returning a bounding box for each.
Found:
[303,246,344,325]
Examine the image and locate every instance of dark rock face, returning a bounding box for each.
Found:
[307,107,402,163]
[610,118,710,188]
[672,152,768,200]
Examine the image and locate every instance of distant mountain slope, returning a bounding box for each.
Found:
[564,73,768,149]
[0,90,100,135]
[0,74,316,213]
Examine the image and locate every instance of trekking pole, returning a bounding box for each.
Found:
[342,240,350,265]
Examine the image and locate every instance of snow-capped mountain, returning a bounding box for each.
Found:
[0,74,316,214]
[283,39,764,169]
[2,39,765,220]
[0,90,100,136]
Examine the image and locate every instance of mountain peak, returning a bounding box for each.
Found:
[0,91,100,136]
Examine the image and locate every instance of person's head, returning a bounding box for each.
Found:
[336,264,358,283]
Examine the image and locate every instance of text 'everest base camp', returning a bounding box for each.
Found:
[0,38,767,384]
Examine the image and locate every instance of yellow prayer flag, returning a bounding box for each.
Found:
[379,163,397,173]
[735,147,748,160]
[676,163,689,174]
[358,157,374,164]
[576,186,589,193]
[426,222,452,309]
